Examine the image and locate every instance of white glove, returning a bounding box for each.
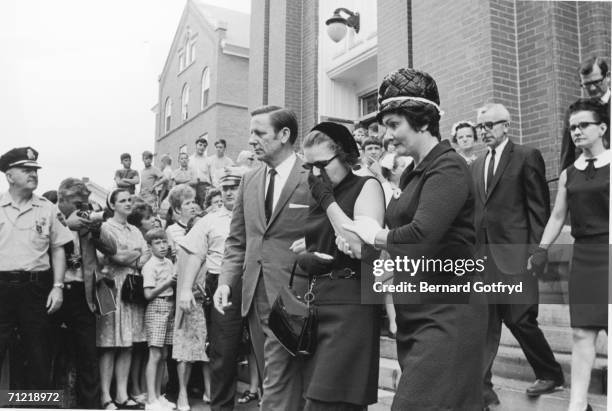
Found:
[335,234,355,258]
[342,215,382,245]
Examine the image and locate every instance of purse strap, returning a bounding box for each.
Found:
[289,261,297,287]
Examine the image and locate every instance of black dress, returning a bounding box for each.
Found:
[303,172,382,406]
[384,143,488,411]
[566,159,609,329]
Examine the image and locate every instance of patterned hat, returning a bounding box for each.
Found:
[0,147,41,172]
[376,68,443,123]
[219,173,242,187]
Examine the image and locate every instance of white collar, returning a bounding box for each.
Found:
[574,149,611,170]
[601,89,611,104]
[487,137,509,156]
[267,152,296,178]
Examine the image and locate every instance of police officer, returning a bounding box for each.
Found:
[0,146,73,389]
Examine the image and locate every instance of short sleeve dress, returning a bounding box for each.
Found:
[96,219,148,347]
[303,172,382,407]
[565,153,609,329]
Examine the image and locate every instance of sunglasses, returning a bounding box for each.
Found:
[302,154,338,170]
[569,121,600,132]
[475,120,508,131]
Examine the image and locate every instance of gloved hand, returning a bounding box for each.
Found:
[527,246,548,277]
[308,168,335,210]
[296,252,335,276]
[342,215,383,246]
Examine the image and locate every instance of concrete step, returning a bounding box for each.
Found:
[377,359,608,410]
[500,323,608,356]
[492,345,608,395]
[490,375,607,411]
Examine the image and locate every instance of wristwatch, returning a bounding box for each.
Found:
[53,282,65,289]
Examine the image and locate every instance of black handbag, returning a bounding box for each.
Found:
[268,261,317,357]
[121,273,146,305]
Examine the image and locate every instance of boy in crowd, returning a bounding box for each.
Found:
[209,139,235,187]
[140,151,165,211]
[142,229,177,411]
[172,153,197,188]
[114,153,140,194]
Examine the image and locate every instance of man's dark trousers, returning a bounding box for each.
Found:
[53,282,100,409]
[0,273,53,389]
[205,274,244,411]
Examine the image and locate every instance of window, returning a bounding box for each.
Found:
[201,67,210,109]
[360,90,378,116]
[164,98,172,133]
[178,50,186,72]
[181,84,190,121]
[189,41,196,64]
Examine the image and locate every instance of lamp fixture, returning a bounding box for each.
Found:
[325,8,360,42]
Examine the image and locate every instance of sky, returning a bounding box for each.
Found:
[0,0,251,194]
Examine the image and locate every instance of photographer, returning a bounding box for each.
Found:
[56,177,117,409]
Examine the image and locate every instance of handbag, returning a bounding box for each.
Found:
[121,273,146,305]
[268,261,317,357]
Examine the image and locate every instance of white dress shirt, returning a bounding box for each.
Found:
[265,152,297,213]
[484,137,510,188]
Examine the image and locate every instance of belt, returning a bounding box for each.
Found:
[0,270,51,283]
[156,295,175,302]
[64,281,85,290]
[314,268,358,280]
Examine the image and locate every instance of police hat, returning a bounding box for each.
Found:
[219,173,242,187]
[0,147,41,173]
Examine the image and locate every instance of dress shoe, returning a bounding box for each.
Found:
[483,388,500,407]
[525,379,563,396]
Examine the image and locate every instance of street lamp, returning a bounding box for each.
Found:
[325,8,360,42]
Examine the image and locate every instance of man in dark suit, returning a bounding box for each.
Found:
[471,103,564,408]
[215,106,310,410]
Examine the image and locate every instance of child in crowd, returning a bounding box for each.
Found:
[142,229,177,411]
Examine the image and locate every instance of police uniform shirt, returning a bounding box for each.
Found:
[0,192,73,271]
[179,207,232,274]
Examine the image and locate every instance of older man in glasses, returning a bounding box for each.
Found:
[470,103,564,408]
[561,56,610,170]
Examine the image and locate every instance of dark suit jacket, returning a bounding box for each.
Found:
[220,156,311,317]
[471,139,550,275]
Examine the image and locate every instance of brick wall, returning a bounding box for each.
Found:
[300,0,318,140]
[377,0,412,85]
[578,1,612,60]
[411,0,494,150]
[284,0,302,121]
[249,0,266,109]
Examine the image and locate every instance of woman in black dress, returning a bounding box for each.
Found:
[299,122,385,410]
[342,68,488,410]
[528,98,609,411]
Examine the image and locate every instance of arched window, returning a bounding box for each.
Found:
[201,67,210,109]
[164,98,172,132]
[181,84,190,121]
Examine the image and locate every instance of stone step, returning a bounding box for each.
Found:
[492,345,607,395]
[500,323,608,356]
[377,359,608,410]
[490,375,607,411]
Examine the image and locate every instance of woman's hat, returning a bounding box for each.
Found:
[377,68,442,123]
[310,122,360,158]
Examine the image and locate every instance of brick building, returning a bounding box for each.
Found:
[249,0,610,182]
[154,0,250,165]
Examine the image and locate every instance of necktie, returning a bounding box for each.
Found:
[486,148,496,194]
[585,158,597,180]
[265,168,277,222]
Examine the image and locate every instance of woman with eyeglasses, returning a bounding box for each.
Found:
[340,68,487,410]
[528,98,609,411]
[96,189,150,410]
[451,121,478,165]
[298,122,385,410]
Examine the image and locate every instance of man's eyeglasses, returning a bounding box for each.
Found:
[475,120,508,131]
[569,122,600,132]
[302,154,338,170]
[581,77,606,89]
